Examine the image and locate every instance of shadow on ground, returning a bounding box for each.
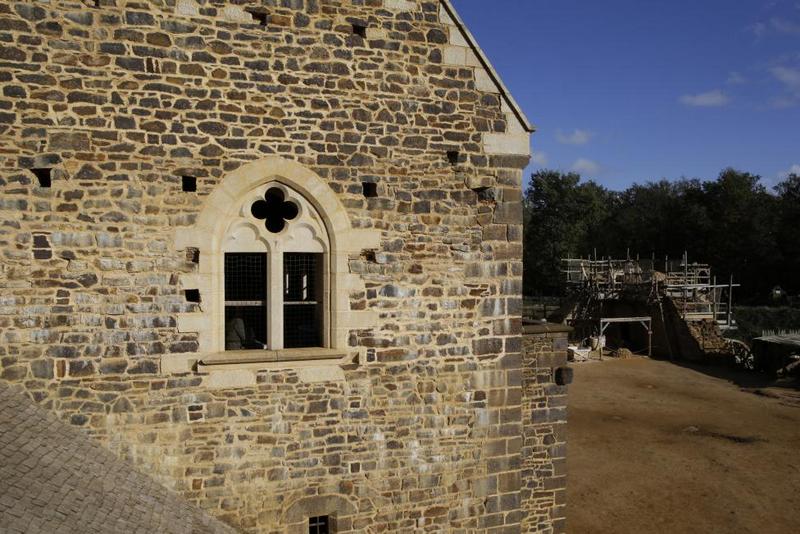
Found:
[567,357,800,534]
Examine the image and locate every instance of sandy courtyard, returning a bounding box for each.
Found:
[567,358,800,534]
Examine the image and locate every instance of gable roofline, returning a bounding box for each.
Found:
[440,0,535,133]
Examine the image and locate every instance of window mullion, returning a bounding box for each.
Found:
[267,250,284,350]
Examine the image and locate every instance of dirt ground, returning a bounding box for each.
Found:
[567,357,800,534]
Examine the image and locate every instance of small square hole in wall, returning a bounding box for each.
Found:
[145,57,161,74]
[246,9,269,27]
[30,168,52,188]
[352,24,367,38]
[447,151,460,166]
[362,182,378,198]
[182,175,197,192]
[184,289,201,303]
[186,247,200,264]
[308,516,331,534]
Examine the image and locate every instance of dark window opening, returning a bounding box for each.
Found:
[352,24,367,38]
[447,150,460,165]
[30,168,52,188]
[185,289,201,303]
[284,253,323,349]
[182,175,197,192]
[251,187,298,234]
[186,247,200,264]
[474,186,496,202]
[225,253,268,351]
[246,9,269,27]
[145,57,160,74]
[309,515,330,534]
[362,182,378,198]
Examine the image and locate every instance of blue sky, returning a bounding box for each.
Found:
[451,0,800,191]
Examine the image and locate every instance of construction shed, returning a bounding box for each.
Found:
[751,334,800,375]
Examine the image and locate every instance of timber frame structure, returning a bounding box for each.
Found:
[561,252,739,356]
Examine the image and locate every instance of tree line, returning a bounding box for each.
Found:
[523,168,800,302]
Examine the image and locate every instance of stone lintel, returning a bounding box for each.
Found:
[483,132,531,157]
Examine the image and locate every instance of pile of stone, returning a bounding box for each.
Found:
[612,348,634,359]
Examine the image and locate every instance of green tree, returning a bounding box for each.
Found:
[523,168,783,301]
[775,173,800,294]
[702,169,779,298]
[523,170,612,295]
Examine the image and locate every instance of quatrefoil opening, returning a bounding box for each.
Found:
[251,187,299,233]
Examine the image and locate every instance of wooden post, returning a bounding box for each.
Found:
[727,274,734,328]
[713,275,718,323]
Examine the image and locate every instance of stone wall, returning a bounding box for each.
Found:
[521,324,570,533]
[0,0,542,532]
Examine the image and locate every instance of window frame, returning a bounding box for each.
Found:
[218,182,332,354]
[170,157,382,374]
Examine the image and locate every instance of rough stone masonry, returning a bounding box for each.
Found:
[0,0,566,532]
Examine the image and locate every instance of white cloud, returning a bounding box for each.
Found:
[771,65,800,93]
[531,150,548,167]
[779,164,800,179]
[748,17,800,37]
[726,71,747,85]
[570,158,600,176]
[679,89,730,107]
[556,129,593,145]
[771,17,800,34]
[749,21,767,38]
[768,95,798,108]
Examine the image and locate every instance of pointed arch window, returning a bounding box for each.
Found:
[222,184,329,351]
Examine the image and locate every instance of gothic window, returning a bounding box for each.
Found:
[222,183,329,352]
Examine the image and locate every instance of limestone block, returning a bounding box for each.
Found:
[178,273,211,294]
[204,369,256,389]
[341,274,367,292]
[506,113,527,134]
[465,49,481,68]
[339,310,379,329]
[464,175,496,191]
[222,6,253,24]
[483,132,531,156]
[296,366,345,384]
[284,495,356,523]
[161,353,197,374]
[440,6,456,25]
[174,0,200,17]
[443,45,468,66]
[176,313,209,334]
[366,28,388,40]
[449,28,469,48]
[384,0,416,11]
[475,69,500,94]
[339,229,381,253]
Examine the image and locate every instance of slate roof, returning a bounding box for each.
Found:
[0,381,235,534]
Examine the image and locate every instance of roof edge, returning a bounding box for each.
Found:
[440,0,535,133]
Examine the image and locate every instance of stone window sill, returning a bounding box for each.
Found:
[196,348,347,373]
